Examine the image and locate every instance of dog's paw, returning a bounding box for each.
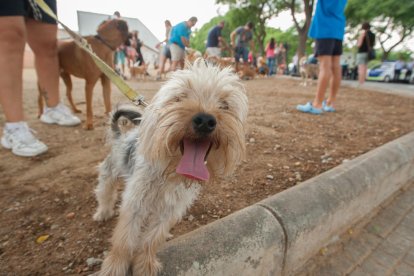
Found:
[93,209,115,221]
[84,123,94,130]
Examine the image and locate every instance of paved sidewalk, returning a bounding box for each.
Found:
[341,80,414,99]
[296,182,414,276]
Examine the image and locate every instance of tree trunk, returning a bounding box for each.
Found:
[297,30,308,60]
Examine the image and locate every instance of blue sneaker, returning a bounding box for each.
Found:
[296,102,323,115]
[322,101,336,112]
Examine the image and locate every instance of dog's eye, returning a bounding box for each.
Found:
[219,100,229,110]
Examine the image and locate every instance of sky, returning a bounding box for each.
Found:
[57,0,413,52]
[57,0,293,42]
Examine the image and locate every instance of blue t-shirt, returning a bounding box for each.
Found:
[308,0,348,40]
[206,25,222,48]
[169,21,191,49]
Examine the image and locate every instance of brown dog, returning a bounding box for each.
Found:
[130,64,147,80]
[39,19,129,130]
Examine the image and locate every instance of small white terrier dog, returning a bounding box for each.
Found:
[93,59,248,275]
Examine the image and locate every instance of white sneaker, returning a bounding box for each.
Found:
[40,103,81,126]
[1,123,48,157]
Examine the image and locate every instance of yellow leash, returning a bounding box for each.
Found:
[34,0,148,107]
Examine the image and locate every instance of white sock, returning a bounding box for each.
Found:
[4,121,27,131]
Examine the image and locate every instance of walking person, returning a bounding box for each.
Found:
[230,22,255,73]
[156,20,172,80]
[0,0,80,157]
[205,20,226,59]
[265,38,276,76]
[297,0,348,115]
[356,22,375,85]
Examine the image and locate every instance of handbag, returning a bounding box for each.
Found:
[365,32,376,60]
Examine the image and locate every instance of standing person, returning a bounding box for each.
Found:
[110,11,121,20]
[0,0,81,157]
[132,30,145,66]
[356,22,375,85]
[265,38,276,76]
[115,45,127,79]
[205,20,226,59]
[405,58,413,82]
[230,22,255,72]
[169,16,198,71]
[394,58,405,82]
[297,0,348,115]
[156,20,172,80]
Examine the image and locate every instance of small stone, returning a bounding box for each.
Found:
[249,138,255,143]
[66,212,75,219]
[86,257,103,267]
[188,215,194,222]
[283,165,290,170]
[266,175,274,180]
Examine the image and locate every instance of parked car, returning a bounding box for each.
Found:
[367,61,413,83]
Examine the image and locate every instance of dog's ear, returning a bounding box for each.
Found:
[116,20,129,43]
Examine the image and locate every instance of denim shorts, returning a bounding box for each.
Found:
[234,46,249,62]
[0,0,57,24]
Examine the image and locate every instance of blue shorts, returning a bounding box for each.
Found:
[0,0,57,24]
[234,46,249,62]
[314,39,343,57]
[162,44,171,60]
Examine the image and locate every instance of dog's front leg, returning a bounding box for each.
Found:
[99,209,139,276]
[101,76,112,115]
[93,155,119,221]
[85,79,98,130]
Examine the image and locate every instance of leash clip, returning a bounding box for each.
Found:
[133,95,149,107]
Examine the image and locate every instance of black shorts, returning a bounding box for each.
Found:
[0,0,57,24]
[314,39,343,57]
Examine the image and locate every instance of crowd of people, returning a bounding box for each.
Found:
[1,1,413,158]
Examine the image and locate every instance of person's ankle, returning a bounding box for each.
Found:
[312,101,322,109]
[5,121,27,131]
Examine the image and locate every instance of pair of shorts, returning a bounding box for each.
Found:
[234,46,249,62]
[0,0,57,24]
[170,43,185,62]
[206,47,221,58]
[162,44,171,60]
[356,53,368,65]
[314,39,343,57]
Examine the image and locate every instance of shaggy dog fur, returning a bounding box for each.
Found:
[93,59,248,275]
[299,56,319,87]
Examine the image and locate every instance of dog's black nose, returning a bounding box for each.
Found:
[192,113,216,135]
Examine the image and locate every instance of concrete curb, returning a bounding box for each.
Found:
[158,131,414,275]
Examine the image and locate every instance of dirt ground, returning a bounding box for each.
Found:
[1,69,414,275]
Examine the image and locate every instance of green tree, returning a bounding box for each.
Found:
[216,0,283,54]
[279,0,315,61]
[346,0,414,60]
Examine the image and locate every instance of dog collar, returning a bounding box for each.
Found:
[94,35,116,51]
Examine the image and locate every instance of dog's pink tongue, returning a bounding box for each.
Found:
[176,138,210,181]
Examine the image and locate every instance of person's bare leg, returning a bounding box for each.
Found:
[312,55,332,109]
[326,55,342,107]
[0,17,26,123]
[26,18,59,108]
[170,60,179,71]
[358,63,367,85]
